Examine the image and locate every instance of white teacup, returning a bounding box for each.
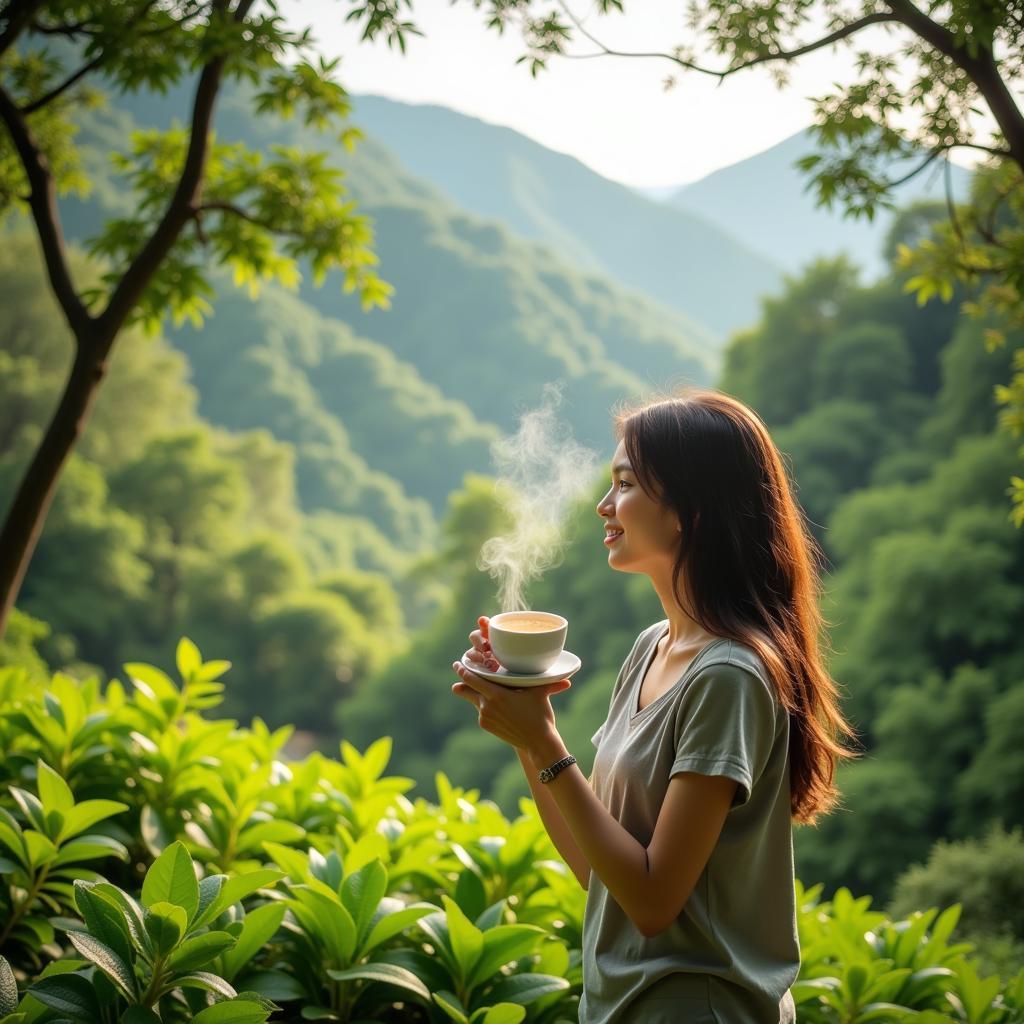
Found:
[488,611,568,674]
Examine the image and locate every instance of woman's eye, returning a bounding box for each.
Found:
[617,480,631,490]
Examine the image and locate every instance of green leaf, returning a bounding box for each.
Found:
[36,761,74,817]
[0,812,28,869]
[221,903,286,980]
[191,1000,271,1024]
[91,883,152,959]
[55,835,129,867]
[262,841,310,883]
[195,873,226,925]
[471,1005,525,1024]
[166,931,238,973]
[485,973,570,1006]
[327,962,430,1002]
[141,841,199,921]
[9,788,47,832]
[175,972,238,1000]
[288,887,356,963]
[466,925,545,991]
[433,990,469,1024]
[455,869,486,922]
[176,637,202,680]
[59,800,128,843]
[340,859,387,953]
[0,955,18,1016]
[362,737,392,780]
[363,900,436,955]
[24,829,57,869]
[195,869,284,928]
[28,973,101,1021]
[237,820,305,853]
[66,931,135,1000]
[73,881,134,970]
[144,901,187,955]
[442,895,483,982]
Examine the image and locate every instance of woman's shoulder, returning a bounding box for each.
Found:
[697,636,778,706]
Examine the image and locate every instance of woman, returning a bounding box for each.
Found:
[452,389,859,1024]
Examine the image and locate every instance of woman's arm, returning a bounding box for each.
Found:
[527,729,736,936]
[516,747,590,889]
[452,663,736,937]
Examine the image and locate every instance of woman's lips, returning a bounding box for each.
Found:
[604,529,624,546]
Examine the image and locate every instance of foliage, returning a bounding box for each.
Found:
[1,651,1023,1022]
[897,162,1024,525]
[792,881,1024,1024]
[888,824,1024,980]
[0,4,398,332]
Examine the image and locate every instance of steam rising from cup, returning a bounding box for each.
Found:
[479,386,600,612]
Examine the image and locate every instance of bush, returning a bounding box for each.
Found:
[888,822,1024,978]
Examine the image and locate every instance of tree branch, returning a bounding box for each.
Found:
[884,0,1024,171]
[0,0,45,57]
[21,53,105,115]
[0,83,90,337]
[554,2,898,80]
[194,200,271,229]
[96,55,227,336]
[28,17,99,37]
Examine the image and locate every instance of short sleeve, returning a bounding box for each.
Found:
[671,663,778,807]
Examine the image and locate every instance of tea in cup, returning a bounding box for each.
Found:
[488,611,568,674]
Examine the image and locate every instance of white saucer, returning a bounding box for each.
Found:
[460,649,582,687]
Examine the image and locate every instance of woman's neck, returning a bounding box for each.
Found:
[649,568,717,649]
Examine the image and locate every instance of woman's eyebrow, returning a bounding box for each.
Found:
[612,462,632,475]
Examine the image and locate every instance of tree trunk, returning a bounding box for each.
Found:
[0,335,112,636]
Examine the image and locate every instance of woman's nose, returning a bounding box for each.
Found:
[597,489,614,517]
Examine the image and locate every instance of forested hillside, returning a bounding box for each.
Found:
[346,94,783,338]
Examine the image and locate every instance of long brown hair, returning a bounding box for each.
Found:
[617,389,860,825]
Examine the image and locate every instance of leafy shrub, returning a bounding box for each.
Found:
[888,823,1024,979]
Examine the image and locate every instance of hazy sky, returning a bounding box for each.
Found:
[287,0,987,190]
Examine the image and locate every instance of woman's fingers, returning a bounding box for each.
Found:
[452,681,480,707]
[467,625,499,670]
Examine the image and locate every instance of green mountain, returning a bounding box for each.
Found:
[346,94,784,339]
[59,82,718,517]
[667,129,973,277]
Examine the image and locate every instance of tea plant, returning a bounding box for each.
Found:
[794,882,1024,1023]
[0,760,128,969]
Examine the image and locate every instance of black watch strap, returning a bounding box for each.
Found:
[538,754,577,784]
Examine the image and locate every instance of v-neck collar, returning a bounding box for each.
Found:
[630,628,729,722]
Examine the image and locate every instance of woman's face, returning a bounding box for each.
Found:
[596,440,681,575]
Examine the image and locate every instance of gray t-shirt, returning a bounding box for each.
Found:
[580,622,800,1024]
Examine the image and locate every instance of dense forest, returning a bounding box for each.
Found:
[3,77,1023,985]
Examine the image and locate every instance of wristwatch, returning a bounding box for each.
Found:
[539,754,577,784]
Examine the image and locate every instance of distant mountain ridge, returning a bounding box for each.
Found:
[349,94,785,339]
[56,80,718,550]
[667,129,973,278]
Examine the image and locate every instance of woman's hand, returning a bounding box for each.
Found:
[452,615,571,757]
